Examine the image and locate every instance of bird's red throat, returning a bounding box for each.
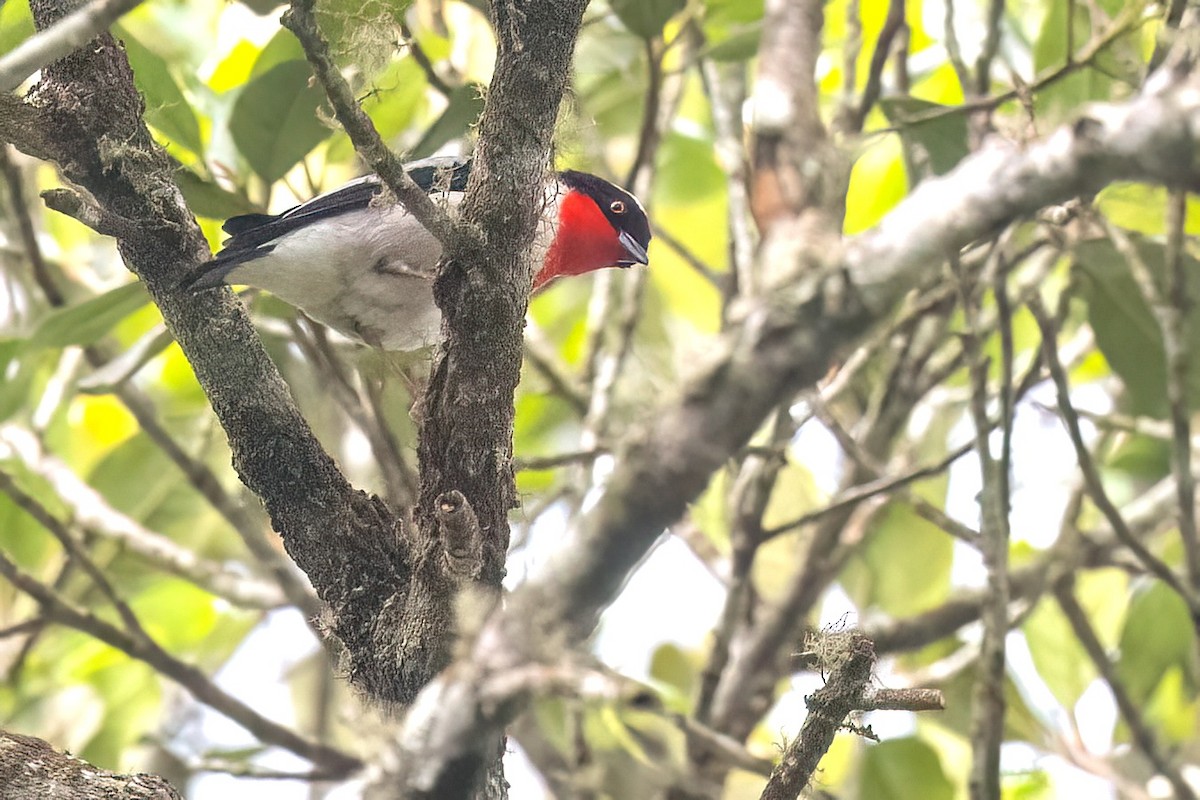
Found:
[535,190,629,291]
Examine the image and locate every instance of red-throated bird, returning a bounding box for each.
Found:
[182,157,651,351]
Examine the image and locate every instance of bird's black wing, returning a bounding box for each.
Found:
[182,158,472,290]
[405,158,471,194]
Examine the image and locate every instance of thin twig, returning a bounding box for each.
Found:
[399,20,452,98]
[1028,296,1200,618]
[758,632,875,800]
[1055,579,1197,800]
[0,147,61,304]
[942,0,972,93]
[1149,193,1198,587]
[0,549,361,775]
[973,0,1005,96]
[695,409,795,726]
[626,37,664,189]
[762,440,974,539]
[692,23,754,294]
[2,147,317,618]
[288,319,411,506]
[523,329,590,415]
[516,449,608,471]
[954,247,1009,800]
[0,467,146,635]
[845,0,906,134]
[885,6,1143,129]
[0,425,284,608]
[653,226,723,288]
[281,0,458,249]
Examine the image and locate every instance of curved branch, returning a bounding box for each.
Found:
[20,0,408,700]
[392,52,1200,786]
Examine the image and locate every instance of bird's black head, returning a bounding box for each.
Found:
[557,170,652,266]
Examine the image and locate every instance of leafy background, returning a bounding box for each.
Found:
[0,0,1196,798]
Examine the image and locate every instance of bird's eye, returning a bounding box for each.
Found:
[610,200,626,214]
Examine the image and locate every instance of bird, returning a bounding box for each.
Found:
[181,157,652,351]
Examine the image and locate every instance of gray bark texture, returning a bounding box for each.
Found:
[0,731,182,800]
[0,0,589,795]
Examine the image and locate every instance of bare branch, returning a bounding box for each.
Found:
[390,58,1200,783]
[955,246,1010,800]
[1104,198,1200,588]
[0,0,143,92]
[0,425,285,608]
[859,688,945,712]
[40,186,142,240]
[400,20,453,99]
[1055,580,1197,800]
[840,0,906,134]
[281,0,458,248]
[1029,295,1200,617]
[758,632,874,800]
[0,549,360,774]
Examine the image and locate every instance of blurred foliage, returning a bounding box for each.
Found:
[0,0,1197,798]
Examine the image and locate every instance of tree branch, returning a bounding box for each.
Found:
[758,632,875,800]
[390,53,1200,787]
[281,0,458,248]
[0,730,182,800]
[0,424,285,609]
[0,0,143,92]
[14,0,414,707]
[0,550,360,774]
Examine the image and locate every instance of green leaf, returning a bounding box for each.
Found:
[117,27,204,156]
[1004,770,1054,800]
[611,0,685,39]
[1096,183,1200,236]
[879,97,970,179]
[859,737,954,800]
[249,30,307,80]
[0,458,65,568]
[844,133,908,234]
[0,0,34,57]
[705,0,764,25]
[1141,666,1198,743]
[27,283,151,350]
[653,131,724,207]
[410,84,484,159]
[648,643,696,708]
[840,501,953,616]
[1074,238,1200,417]
[702,24,761,62]
[230,60,332,184]
[0,339,40,422]
[239,0,285,16]
[174,169,259,220]
[1032,1,1139,117]
[86,433,181,523]
[1116,581,1199,704]
[1023,597,1095,707]
[1107,433,1170,481]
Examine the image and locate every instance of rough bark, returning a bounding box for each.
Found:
[1,0,590,795]
[387,50,1200,793]
[0,731,182,800]
[6,0,436,714]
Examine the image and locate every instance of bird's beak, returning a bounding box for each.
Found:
[616,229,649,267]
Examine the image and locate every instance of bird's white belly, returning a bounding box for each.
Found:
[227,204,445,351]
